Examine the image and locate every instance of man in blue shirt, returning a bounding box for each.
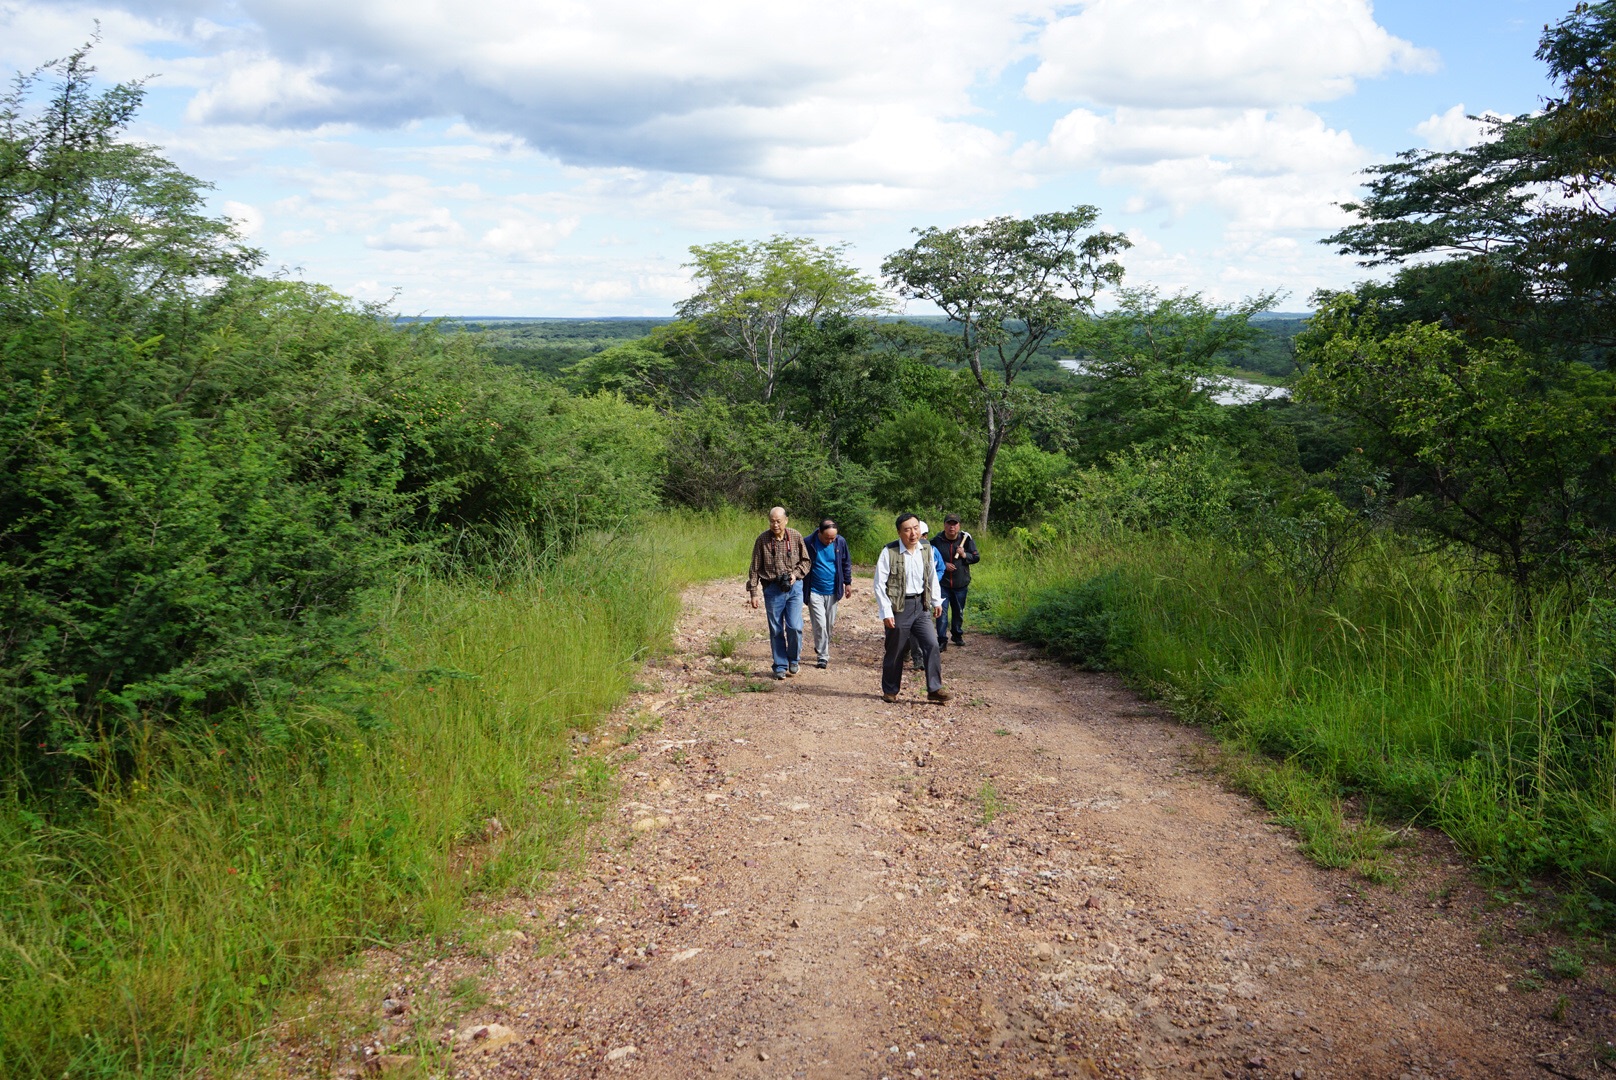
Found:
[804,518,852,669]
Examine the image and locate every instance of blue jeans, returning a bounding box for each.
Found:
[937,585,968,642]
[763,581,803,673]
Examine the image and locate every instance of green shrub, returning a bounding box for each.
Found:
[996,571,1137,670]
[987,442,1072,526]
[865,404,980,516]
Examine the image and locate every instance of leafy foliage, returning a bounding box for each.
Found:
[883,207,1129,527]
[1297,299,1616,591]
[676,236,889,402]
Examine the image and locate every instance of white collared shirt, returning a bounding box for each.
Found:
[873,540,940,621]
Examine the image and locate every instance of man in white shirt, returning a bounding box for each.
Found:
[873,512,952,703]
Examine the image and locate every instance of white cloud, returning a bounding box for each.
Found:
[159,0,1043,208]
[1025,106,1369,237]
[221,199,263,237]
[3,0,1444,311]
[364,207,465,251]
[1414,104,1511,150]
[1026,0,1436,108]
[481,214,580,260]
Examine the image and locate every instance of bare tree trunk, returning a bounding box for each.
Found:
[979,408,1006,532]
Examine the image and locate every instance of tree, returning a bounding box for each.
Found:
[1064,287,1279,464]
[865,404,980,515]
[675,235,888,404]
[1325,2,1615,366]
[0,44,258,308]
[1296,297,1616,593]
[882,207,1129,528]
[1302,1,1616,593]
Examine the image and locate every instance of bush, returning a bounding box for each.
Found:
[662,397,872,523]
[996,571,1137,670]
[988,442,1072,525]
[1,279,668,768]
[1063,440,1247,535]
[865,404,979,515]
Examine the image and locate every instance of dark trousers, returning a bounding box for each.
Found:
[884,596,941,695]
[937,585,968,643]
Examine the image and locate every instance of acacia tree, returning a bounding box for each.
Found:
[0,45,258,306]
[1325,1,1615,364]
[675,235,888,404]
[1299,1,1616,594]
[883,207,1129,528]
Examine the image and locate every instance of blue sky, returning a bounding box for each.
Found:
[0,0,1574,315]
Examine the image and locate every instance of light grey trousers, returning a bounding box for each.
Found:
[806,590,839,662]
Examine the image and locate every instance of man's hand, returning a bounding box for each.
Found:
[749,595,760,609]
[883,617,896,630]
[933,606,943,619]
[945,562,956,570]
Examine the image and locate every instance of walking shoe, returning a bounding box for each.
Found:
[787,663,799,676]
[927,688,954,704]
[952,637,965,647]
[938,641,947,652]
[774,670,787,680]
[816,659,828,669]
[882,693,900,703]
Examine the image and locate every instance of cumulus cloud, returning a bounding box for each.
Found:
[150,0,1041,205]
[1025,106,1369,237]
[365,208,466,251]
[481,214,580,260]
[221,199,263,237]
[1025,0,1436,109]
[6,0,1445,311]
[1414,104,1511,150]
[1017,1,1424,244]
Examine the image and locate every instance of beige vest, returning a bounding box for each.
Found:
[884,540,937,611]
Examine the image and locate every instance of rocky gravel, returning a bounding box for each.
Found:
[278,575,1615,1079]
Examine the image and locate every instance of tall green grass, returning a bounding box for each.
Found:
[0,508,755,1078]
[977,526,1616,907]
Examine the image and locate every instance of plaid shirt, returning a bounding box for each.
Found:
[746,527,811,598]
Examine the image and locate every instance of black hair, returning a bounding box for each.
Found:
[894,512,919,530]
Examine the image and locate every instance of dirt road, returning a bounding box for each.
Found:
[331,576,1613,1079]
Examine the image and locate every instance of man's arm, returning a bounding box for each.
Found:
[964,535,980,564]
[837,538,852,600]
[928,551,943,616]
[873,547,895,622]
[746,534,766,597]
[791,532,812,581]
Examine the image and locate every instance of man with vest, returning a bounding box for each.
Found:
[873,512,952,704]
[934,513,980,649]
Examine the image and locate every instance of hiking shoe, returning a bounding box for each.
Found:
[882,693,899,703]
[927,688,954,704]
[816,659,828,669]
[938,641,947,652]
[952,637,966,647]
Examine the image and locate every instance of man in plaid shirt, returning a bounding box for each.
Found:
[746,506,812,679]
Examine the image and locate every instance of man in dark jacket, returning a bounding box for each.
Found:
[934,513,980,648]
[803,518,852,669]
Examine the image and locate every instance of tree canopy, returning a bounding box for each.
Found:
[882,207,1129,528]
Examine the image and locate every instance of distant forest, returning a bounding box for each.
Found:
[436,313,1307,384]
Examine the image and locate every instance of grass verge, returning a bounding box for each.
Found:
[0,508,755,1078]
[975,525,1616,915]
